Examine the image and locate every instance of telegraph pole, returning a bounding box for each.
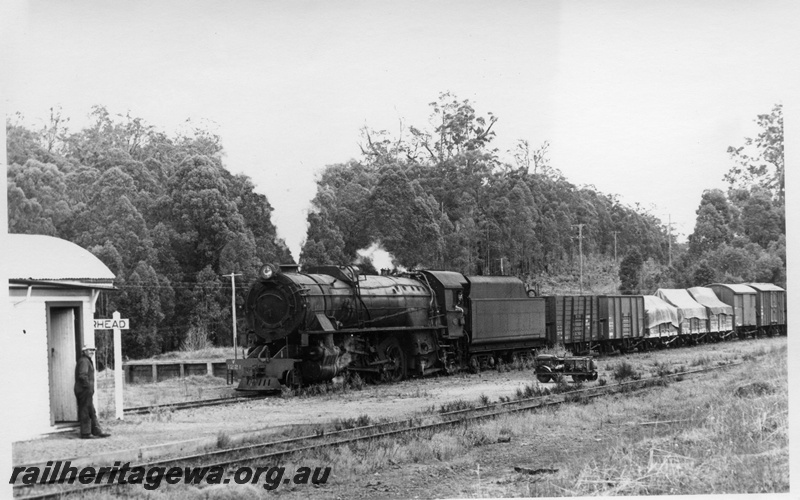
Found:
[612,231,620,264]
[223,273,242,359]
[666,215,676,267]
[486,226,490,275]
[572,224,585,295]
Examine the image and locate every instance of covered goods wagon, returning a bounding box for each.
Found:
[708,283,757,336]
[746,283,786,335]
[655,288,709,337]
[687,286,734,338]
[642,295,680,344]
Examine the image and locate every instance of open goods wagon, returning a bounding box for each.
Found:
[598,295,646,352]
[545,295,648,354]
[545,295,600,353]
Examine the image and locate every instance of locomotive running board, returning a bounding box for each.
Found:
[302,326,444,335]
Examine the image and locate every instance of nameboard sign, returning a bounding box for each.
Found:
[94,318,130,330]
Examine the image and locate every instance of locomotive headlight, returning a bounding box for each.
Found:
[259,264,277,280]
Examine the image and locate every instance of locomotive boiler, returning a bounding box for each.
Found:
[230,264,464,390]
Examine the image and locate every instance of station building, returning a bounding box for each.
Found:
[6,234,116,440]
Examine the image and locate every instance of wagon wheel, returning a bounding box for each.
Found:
[378,336,407,383]
[536,365,553,383]
[282,369,301,389]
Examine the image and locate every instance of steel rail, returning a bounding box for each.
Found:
[123,393,266,415]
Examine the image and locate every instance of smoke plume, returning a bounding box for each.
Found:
[355,242,405,272]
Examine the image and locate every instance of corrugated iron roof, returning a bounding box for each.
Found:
[747,283,785,292]
[709,283,757,294]
[7,234,115,282]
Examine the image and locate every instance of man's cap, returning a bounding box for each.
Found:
[82,344,96,351]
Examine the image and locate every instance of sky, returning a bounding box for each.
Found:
[0,2,799,485]
[1,0,798,261]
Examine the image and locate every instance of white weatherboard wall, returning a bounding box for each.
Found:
[8,286,97,440]
[8,295,51,439]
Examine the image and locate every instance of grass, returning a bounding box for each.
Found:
[612,360,640,381]
[689,354,713,367]
[216,430,232,449]
[564,368,787,494]
[439,399,475,414]
[151,346,244,360]
[497,356,534,373]
[282,372,369,398]
[94,346,240,415]
[652,361,673,377]
[293,340,788,497]
[513,345,787,495]
[77,337,786,499]
[95,371,234,414]
[515,384,547,399]
[332,414,372,431]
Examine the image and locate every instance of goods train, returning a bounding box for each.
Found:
[227,263,786,391]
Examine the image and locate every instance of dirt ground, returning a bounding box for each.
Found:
[12,336,786,472]
[12,369,548,465]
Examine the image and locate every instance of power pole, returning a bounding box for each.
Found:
[486,226,490,275]
[611,231,620,264]
[223,273,242,359]
[666,215,676,267]
[572,224,585,295]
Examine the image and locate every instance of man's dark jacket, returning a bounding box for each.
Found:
[74,353,95,395]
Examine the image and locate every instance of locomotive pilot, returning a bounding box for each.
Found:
[74,345,110,439]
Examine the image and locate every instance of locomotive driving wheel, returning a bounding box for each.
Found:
[378,336,407,383]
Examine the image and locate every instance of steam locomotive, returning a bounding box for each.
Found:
[227,264,785,391]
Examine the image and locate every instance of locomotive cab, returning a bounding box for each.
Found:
[419,270,468,338]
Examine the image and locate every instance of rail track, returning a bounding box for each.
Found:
[14,360,744,499]
[122,392,267,416]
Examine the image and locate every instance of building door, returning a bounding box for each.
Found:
[48,307,79,423]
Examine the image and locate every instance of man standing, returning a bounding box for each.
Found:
[74,345,110,439]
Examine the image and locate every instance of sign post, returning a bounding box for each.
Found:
[94,312,129,420]
[223,273,241,360]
